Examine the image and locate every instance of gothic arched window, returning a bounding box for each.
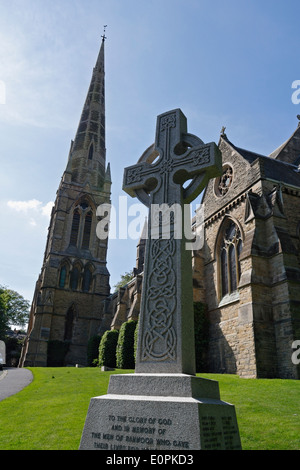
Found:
[69,201,94,249]
[219,221,243,298]
[83,265,93,292]
[70,266,80,291]
[59,265,67,288]
[81,211,92,249]
[88,143,94,160]
[70,209,80,246]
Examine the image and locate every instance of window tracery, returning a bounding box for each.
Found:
[215,165,233,197]
[219,221,242,298]
[69,200,93,250]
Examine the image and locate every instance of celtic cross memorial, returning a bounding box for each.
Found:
[123,108,222,375]
[80,109,242,451]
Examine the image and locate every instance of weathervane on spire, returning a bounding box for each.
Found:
[102,25,107,41]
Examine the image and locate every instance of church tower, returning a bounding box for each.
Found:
[20,35,111,367]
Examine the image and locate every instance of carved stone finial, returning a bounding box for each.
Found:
[220,126,227,137]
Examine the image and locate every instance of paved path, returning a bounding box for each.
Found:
[0,367,33,401]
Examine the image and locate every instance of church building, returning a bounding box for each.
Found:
[20,35,300,379]
[107,124,300,380]
[197,125,300,379]
[20,36,111,367]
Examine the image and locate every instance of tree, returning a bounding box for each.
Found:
[0,286,30,339]
[113,271,134,292]
[0,293,7,340]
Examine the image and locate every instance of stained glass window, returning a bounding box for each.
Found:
[83,267,92,292]
[216,165,233,197]
[220,221,243,298]
[70,210,80,246]
[70,267,80,291]
[82,212,92,249]
[221,246,229,296]
[59,266,67,288]
[229,244,237,292]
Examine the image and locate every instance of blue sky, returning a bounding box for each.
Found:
[0,0,300,310]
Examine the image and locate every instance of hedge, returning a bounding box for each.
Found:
[134,318,139,360]
[116,320,137,369]
[98,330,119,368]
[95,303,208,371]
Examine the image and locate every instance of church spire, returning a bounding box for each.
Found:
[68,32,107,185]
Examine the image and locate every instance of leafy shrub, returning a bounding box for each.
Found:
[116,320,137,369]
[134,318,139,360]
[98,330,119,368]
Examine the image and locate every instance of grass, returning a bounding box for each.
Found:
[0,368,299,450]
[200,373,299,451]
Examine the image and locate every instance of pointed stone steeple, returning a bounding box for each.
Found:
[20,35,111,368]
[65,36,107,189]
[269,116,300,165]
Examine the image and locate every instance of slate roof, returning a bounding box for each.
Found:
[268,124,300,162]
[224,138,300,189]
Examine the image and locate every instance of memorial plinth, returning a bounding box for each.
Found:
[79,109,242,450]
[79,374,241,450]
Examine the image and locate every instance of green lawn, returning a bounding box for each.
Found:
[0,368,299,450]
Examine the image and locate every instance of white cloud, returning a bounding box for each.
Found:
[41,201,54,218]
[7,199,42,212]
[7,199,54,227]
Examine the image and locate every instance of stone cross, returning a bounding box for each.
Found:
[123,109,222,375]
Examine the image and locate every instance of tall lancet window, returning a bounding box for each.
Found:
[70,210,80,246]
[88,143,94,160]
[82,211,92,249]
[83,265,93,292]
[219,220,243,299]
[70,265,80,291]
[69,201,94,249]
[59,265,67,288]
